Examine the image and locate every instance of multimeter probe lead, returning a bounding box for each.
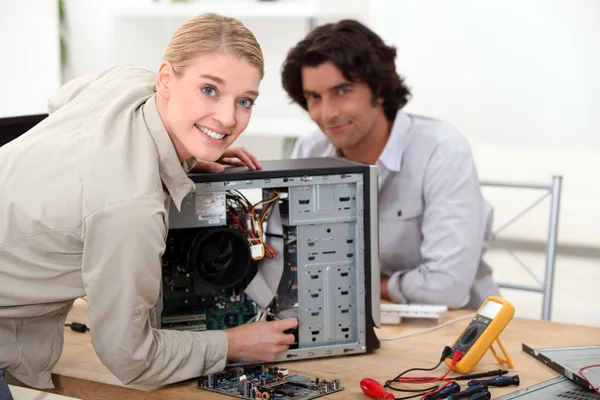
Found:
[361,346,463,400]
[360,347,519,400]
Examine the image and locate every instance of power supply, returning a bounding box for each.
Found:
[151,157,381,365]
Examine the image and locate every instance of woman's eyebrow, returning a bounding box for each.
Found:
[199,74,224,84]
[200,74,258,97]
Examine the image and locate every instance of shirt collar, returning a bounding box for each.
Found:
[378,111,411,172]
[328,110,411,173]
[142,94,195,210]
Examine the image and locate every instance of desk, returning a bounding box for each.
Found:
[11,299,600,399]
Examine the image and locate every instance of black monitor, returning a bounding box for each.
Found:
[0,114,48,147]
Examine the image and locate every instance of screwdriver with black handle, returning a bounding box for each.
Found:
[467,375,520,388]
[423,382,461,400]
[467,392,491,400]
[448,385,486,400]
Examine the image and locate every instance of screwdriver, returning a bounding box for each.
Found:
[452,369,508,381]
[467,392,491,400]
[467,375,520,388]
[423,382,461,400]
[447,385,486,400]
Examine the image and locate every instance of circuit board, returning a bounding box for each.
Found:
[197,365,343,400]
[159,224,259,332]
[161,289,257,331]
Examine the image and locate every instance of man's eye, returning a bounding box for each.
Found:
[202,86,217,96]
[238,98,255,108]
[338,88,350,95]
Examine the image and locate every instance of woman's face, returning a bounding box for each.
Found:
[156,52,261,162]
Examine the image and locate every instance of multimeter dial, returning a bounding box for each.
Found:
[452,315,492,354]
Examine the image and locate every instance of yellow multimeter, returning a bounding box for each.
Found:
[444,296,515,374]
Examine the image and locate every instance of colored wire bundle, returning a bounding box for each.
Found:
[227,189,280,260]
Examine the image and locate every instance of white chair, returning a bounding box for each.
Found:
[480,176,563,321]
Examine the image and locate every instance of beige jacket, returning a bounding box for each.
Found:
[0,66,228,389]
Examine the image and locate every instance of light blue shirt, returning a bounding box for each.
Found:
[290,111,500,309]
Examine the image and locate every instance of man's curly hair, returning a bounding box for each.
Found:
[281,19,411,122]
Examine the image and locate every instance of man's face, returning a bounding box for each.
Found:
[301,62,383,152]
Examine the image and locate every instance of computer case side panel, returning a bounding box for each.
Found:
[363,165,381,352]
[156,159,381,364]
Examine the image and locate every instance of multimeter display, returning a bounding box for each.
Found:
[479,300,503,319]
[445,296,515,374]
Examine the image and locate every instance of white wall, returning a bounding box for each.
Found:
[61,0,362,159]
[0,0,61,118]
[369,0,600,249]
[58,0,600,250]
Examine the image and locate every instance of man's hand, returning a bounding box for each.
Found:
[224,318,298,362]
[381,275,392,301]
[192,147,262,173]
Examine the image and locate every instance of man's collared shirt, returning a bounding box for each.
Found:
[291,111,500,309]
[0,66,227,389]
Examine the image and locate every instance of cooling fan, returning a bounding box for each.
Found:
[189,227,256,291]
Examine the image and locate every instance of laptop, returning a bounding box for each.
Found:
[496,344,600,399]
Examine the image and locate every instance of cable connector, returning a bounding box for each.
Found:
[440,346,453,362]
[250,244,264,260]
[452,350,463,363]
[65,322,89,333]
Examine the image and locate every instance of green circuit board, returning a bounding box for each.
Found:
[161,290,257,332]
[197,365,344,400]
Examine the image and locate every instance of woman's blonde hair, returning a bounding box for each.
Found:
[162,13,264,79]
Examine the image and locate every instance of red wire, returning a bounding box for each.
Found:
[390,350,462,400]
[579,364,600,394]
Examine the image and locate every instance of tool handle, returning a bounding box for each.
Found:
[467,392,491,400]
[448,385,486,400]
[424,383,461,400]
[468,375,520,388]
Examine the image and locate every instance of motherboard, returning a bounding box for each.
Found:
[197,365,343,400]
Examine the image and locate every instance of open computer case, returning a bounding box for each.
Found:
[151,157,382,365]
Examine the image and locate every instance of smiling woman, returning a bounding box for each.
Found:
[154,13,265,165]
[0,12,298,393]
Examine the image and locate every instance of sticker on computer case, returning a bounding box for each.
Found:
[195,191,226,224]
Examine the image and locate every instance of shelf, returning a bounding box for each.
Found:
[243,116,318,138]
[113,0,321,19]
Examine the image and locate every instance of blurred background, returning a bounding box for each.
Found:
[2,0,599,327]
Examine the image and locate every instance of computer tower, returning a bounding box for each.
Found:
[152,157,381,364]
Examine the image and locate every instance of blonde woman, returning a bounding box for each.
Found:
[0,13,298,392]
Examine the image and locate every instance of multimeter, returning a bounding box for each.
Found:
[444,296,515,374]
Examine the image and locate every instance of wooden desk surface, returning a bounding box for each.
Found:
[27,299,600,399]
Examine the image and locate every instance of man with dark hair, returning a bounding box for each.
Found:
[281,20,499,309]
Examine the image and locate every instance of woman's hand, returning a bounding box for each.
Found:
[192,147,262,173]
[224,318,298,363]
